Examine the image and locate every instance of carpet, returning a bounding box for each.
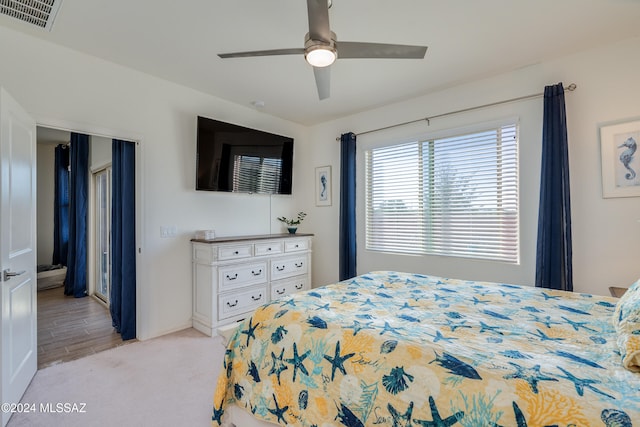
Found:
[7,328,224,427]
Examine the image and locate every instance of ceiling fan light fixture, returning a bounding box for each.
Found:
[305,46,336,67]
[304,31,337,67]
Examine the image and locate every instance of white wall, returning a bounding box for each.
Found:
[6,23,640,343]
[305,36,640,296]
[90,135,112,168]
[36,143,56,265]
[0,25,308,340]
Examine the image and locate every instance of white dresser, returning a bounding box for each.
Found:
[191,233,313,336]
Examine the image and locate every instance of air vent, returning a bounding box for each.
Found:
[0,0,62,31]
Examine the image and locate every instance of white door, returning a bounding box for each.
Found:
[0,88,37,427]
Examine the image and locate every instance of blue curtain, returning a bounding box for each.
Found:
[64,133,89,297]
[535,83,573,291]
[111,139,137,340]
[339,132,357,281]
[52,144,69,266]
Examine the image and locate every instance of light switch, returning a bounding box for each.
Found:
[160,225,177,238]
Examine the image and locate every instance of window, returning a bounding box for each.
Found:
[365,123,518,263]
[232,155,283,193]
[94,166,111,303]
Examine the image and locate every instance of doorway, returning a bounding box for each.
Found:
[35,127,136,368]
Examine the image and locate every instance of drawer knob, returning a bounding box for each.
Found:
[276,265,285,272]
[276,288,285,295]
[234,251,239,255]
[251,294,262,301]
[295,244,299,248]
[227,300,238,308]
[226,273,238,281]
[295,262,303,268]
[252,269,262,276]
[268,247,272,251]
[295,284,303,290]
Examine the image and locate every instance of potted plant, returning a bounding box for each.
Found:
[277,211,307,234]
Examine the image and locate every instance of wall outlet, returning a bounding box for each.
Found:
[160,225,177,238]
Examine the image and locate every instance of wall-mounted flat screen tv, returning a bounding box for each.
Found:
[196,116,294,194]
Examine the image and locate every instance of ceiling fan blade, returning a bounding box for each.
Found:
[337,42,427,59]
[307,0,331,42]
[313,66,330,100]
[218,48,304,59]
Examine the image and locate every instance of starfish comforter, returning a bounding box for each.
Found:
[213,271,640,426]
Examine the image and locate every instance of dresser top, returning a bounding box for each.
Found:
[191,233,313,244]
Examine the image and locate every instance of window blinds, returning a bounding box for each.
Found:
[232,155,283,194]
[365,123,519,263]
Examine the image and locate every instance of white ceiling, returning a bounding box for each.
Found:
[2,0,640,126]
[36,126,70,145]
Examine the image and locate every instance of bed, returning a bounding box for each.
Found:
[212,271,640,426]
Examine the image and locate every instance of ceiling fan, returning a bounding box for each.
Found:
[218,0,428,100]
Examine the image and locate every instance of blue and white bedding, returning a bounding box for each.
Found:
[213,271,640,426]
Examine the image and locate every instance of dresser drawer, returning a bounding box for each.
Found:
[255,241,283,256]
[193,244,216,263]
[271,255,308,281]
[284,238,309,252]
[218,244,253,261]
[218,285,267,321]
[271,277,309,299]
[219,262,267,291]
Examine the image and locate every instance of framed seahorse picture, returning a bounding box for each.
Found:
[315,166,332,206]
[600,118,640,198]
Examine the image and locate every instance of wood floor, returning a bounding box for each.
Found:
[37,286,134,369]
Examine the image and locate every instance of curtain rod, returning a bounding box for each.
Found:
[336,83,577,141]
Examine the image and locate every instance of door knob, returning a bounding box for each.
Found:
[3,269,26,281]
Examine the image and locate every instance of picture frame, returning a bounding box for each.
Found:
[600,118,640,198]
[315,166,332,206]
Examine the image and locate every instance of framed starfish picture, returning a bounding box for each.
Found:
[600,118,640,198]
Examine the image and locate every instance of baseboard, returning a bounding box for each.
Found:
[139,322,195,341]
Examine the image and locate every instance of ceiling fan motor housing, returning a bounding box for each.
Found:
[304,31,337,67]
